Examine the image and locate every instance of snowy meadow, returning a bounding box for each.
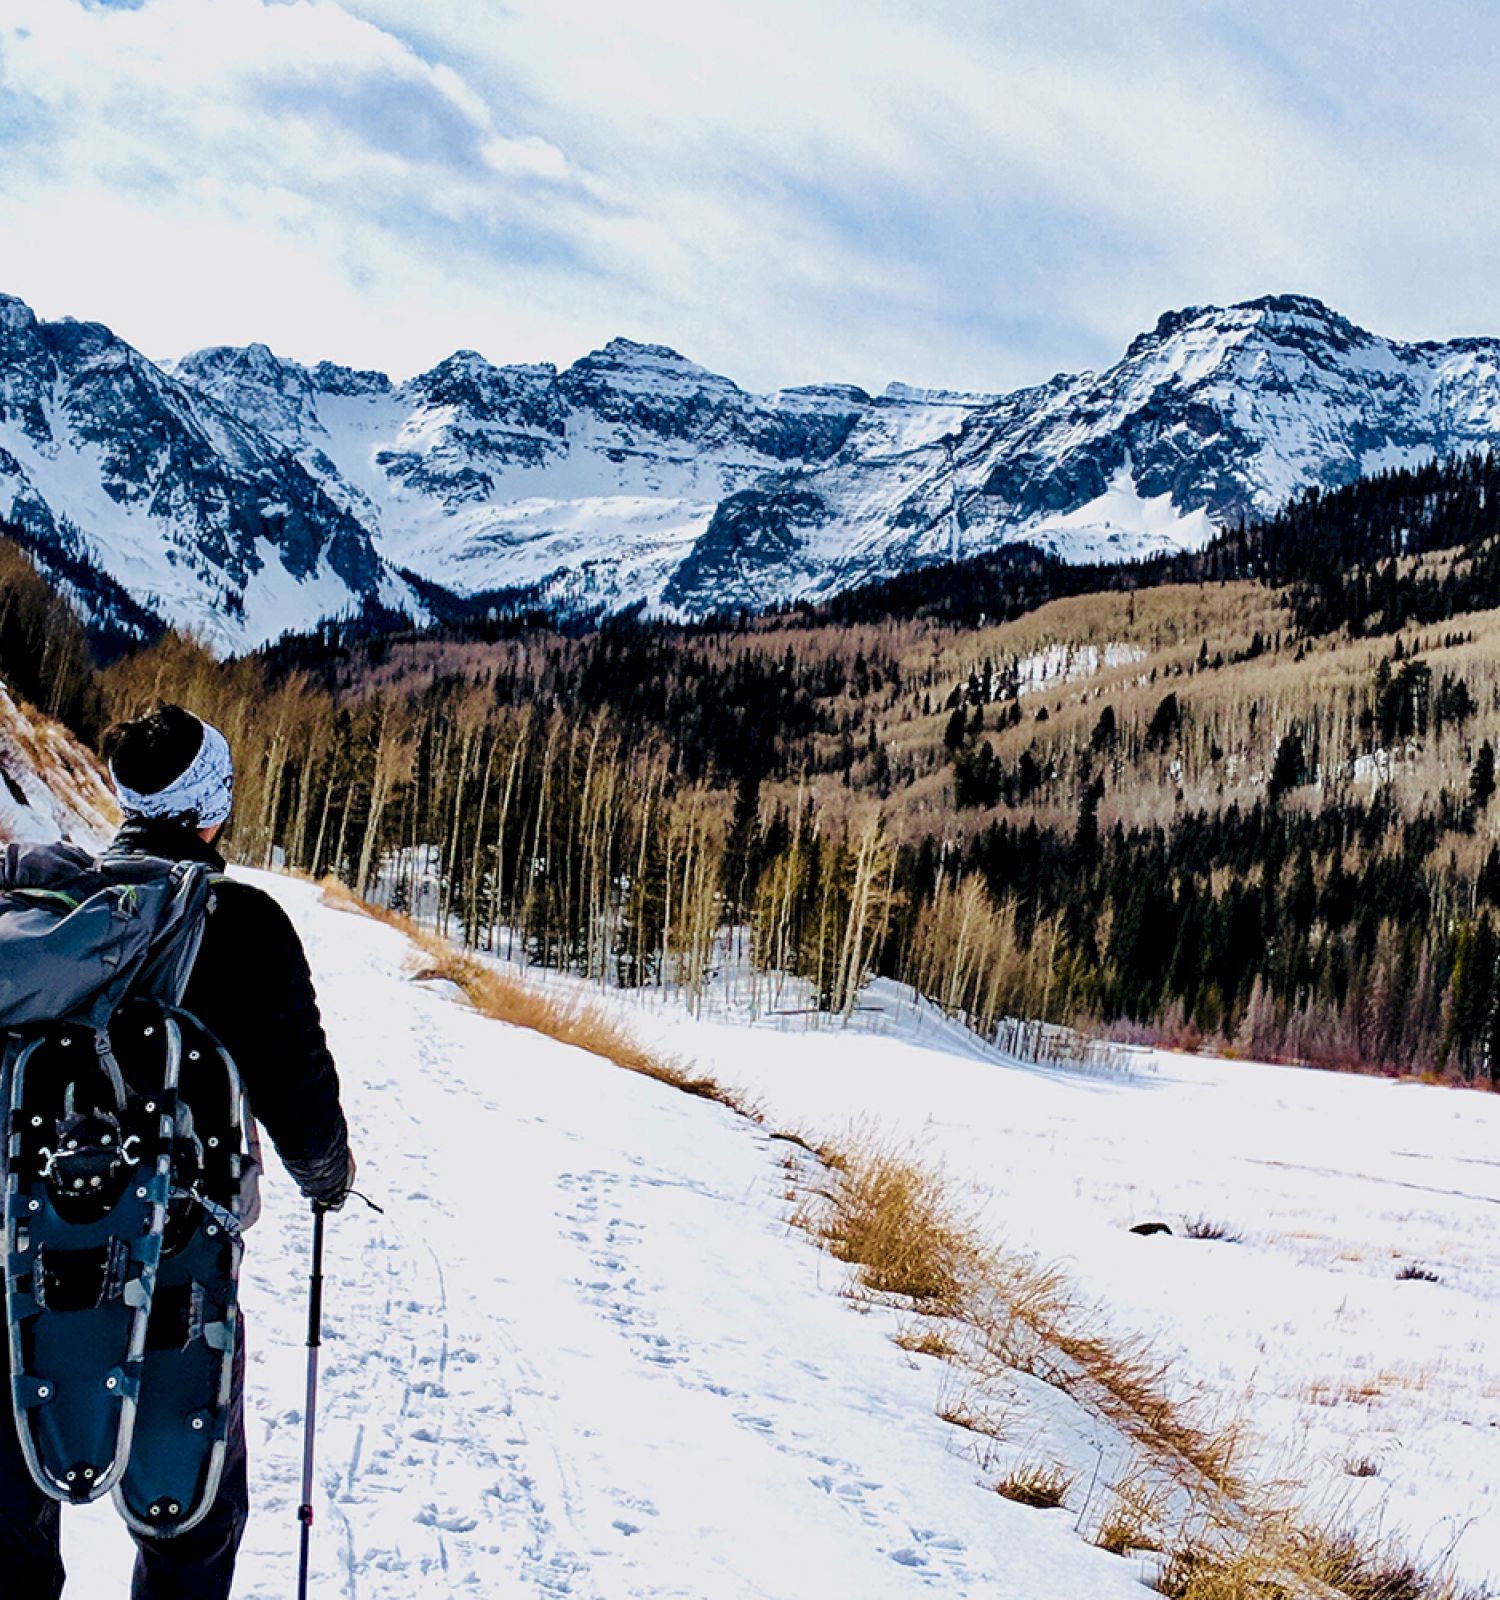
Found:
[494,943,1500,1593]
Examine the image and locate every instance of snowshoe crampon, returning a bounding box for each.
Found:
[115,1009,247,1538]
[4,1002,180,1503]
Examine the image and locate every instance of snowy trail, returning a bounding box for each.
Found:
[60,872,1150,1598]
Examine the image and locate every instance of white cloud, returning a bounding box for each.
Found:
[2,0,1500,392]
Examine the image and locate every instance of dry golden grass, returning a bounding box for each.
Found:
[1049,1326,1245,1492]
[893,1322,957,1359]
[1096,1506,1158,1557]
[1091,1463,1171,1556]
[808,1143,982,1307]
[797,1133,1244,1498]
[994,1458,1076,1510]
[769,1129,847,1169]
[931,1364,1011,1441]
[1286,1519,1486,1600]
[1304,1374,1395,1410]
[319,881,759,1119]
[1152,1510,1488,1600]
[934,1392,1007,1438]
[1155,1545,1296,1600]
[1291,1529,1430,1600]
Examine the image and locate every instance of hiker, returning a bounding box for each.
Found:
[0,702,356,1599]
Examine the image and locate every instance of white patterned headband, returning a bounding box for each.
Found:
[111,718,235,830]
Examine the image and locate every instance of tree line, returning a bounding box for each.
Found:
[3,445,1500,1084]
[87,622,1500,1083]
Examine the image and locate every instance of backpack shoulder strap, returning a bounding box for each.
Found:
[134,861,217,1007]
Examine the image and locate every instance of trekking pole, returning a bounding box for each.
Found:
[297,1205,326,1600]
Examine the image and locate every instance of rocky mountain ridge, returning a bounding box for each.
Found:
[5,290,1500,650]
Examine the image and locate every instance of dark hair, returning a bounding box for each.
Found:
[100,704,205,795]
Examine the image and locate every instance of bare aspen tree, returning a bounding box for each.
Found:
[356,699,410,895]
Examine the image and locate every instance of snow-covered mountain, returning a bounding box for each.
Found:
[9,289,1500,646]
[165,335,954,622]
[162,293,1500,620]
[0,296,418,652]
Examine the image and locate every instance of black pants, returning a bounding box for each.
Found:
[0,1307,249,1599]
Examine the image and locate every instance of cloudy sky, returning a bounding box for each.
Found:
[1,0,1498,393]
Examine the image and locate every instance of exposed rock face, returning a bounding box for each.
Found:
[9,290,1500,645]
[166,330,892,623]
[0,297,414,653]
[0,678,117,848]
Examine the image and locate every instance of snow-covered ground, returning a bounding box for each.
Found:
[1013,639,1149,699]
[48,868,1500,1594]
[57,873,1159,1599]
[504,961,1500,1591]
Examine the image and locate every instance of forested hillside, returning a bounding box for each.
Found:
[5,451,1500,1080]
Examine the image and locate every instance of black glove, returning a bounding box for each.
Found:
[312,1150,357,1213]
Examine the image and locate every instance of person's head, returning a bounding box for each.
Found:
[101,704,235,843]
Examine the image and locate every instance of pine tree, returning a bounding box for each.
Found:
[1090,704,1117,753]
[1470,739,1496,812]
[1145,693,1180,752]
[1268,731,1307,805]
[1073,772,1105,866]
[1478,846,1500,909]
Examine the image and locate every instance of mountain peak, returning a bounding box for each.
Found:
[0,294,37,335]
[1235,291,1340,321]
[435,347,494,371]
[564,337,738,407]
[1124,292,1368,363]
[881,380,994,407]
[1231,293,1369,350]
[569,337,725,385]
[173,341,304,382]
[599,336,692,363]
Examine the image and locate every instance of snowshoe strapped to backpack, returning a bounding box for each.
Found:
[1,842,253,1533]
[113,1004,247,1538]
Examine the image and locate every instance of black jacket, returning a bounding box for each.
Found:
[104,819,351,1205]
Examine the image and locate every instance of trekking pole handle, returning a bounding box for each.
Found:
[306,1208,325,1354]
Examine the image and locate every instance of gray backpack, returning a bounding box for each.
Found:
[0,841,261,1222]
[0,842,217,1035]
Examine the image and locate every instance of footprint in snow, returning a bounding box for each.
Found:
[416,1503,480,1533]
